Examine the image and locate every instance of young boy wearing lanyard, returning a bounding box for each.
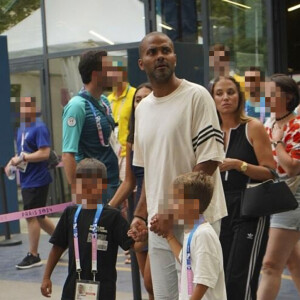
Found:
[152,172,226,300]
[41,158,134,300]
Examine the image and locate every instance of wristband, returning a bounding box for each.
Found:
[134,215,147,225]
[273,141,284,148]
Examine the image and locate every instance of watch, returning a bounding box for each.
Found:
[240,161,248,172]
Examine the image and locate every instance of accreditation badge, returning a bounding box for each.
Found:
[75,280,99,300]
[17,152,29,173]
[114,125,119,140]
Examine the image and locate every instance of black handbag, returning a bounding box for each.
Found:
[240,170,298,217]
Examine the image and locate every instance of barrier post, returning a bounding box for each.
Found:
[128,193,142,300]
[0,35,20,235]
[0,166,22,247]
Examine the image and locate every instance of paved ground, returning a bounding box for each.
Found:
[0,217,299,300]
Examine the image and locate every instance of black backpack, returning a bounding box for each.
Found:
[47,150,60,169]
[24,140,60,169]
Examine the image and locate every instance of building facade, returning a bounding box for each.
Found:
[1,0,299,202]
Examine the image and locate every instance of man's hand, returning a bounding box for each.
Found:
[150,213,173,238]
[10,154,22,166]
[128,217,148,242]
[41,278,52,298]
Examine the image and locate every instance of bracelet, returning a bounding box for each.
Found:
[273,140,284,148]
[134,215,147,224]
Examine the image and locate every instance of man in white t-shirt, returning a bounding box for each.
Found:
[131,32,227,300]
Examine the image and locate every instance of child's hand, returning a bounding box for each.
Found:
[127,228,137,239]
[129,217,148,242]
[149,214,160,233]
[41,278,52,298]
[150,213,173,238]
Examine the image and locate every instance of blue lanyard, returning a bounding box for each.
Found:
[186,216,205,295]
[187,216,205,261]
[73,204,103,280]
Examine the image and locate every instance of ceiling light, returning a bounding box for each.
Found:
[159,23,174,31]
[222,0,251,9]
[89,30,115,45]
[288,4,300,12]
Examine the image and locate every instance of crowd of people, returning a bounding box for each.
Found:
[5,31,300,300]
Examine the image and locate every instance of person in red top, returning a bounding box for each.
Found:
[258,74,300,300]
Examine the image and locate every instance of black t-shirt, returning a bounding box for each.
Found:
[50,205,133,300]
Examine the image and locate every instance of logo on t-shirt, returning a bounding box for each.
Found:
[67,117,76,127]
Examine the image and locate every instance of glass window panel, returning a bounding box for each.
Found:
[156,0,202,43]
[49,57,81,153]
[287,0,300,74]
[0,0,42,59]
[45,0,146,53]
[154,1,204,84]
[209,0,267,77]
[49,57,75,202]
[10,71,42,109]
[10,70,42,164]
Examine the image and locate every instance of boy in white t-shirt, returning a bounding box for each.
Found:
[152,172,226,300]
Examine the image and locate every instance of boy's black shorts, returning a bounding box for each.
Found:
[21,184,49,218]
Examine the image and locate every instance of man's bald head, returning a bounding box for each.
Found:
[139,32,174,58]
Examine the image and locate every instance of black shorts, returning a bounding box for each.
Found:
[21,184,49,218]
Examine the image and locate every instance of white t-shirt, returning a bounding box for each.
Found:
[179,222,227,300]
[133,79,227,248]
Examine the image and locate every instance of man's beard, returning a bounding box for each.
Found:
[149,66,174,84]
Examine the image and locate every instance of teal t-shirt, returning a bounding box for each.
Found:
[62,92,119,188]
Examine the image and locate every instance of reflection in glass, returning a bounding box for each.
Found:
[156,0,200,43]
[10,71,42,109]
[45,0,145,53]
[0,0,42,58]
[209,0,267,75]
[49,57,81,153]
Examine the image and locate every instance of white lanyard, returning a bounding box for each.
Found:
[21,131,25,153]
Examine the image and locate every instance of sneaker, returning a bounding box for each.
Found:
[16,253,42,269]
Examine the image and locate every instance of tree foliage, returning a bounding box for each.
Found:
[0,0,40,34]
